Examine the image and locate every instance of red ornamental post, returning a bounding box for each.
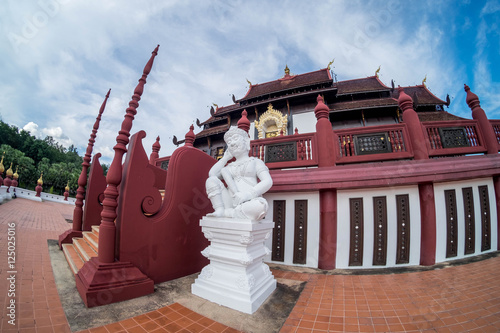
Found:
[398,87,428,160]
[149,136,161,164]
[0,153,4,186]
[314,95,337,167]
[11,166,19,188]
[35,172,43,197]
[59,89,110,247]
[4,163,13,193]
[237,109,250,134]
[64,182,69,201]
[98,45,159,264]
[74,89,111,229]
[464,84,499,154]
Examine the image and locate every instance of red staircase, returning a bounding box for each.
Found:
[62,226,99,274]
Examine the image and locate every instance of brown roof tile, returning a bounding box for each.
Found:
[418,111,466,122]
[393,85,446,105]
[239,68,332,101]
[336,76,391,95]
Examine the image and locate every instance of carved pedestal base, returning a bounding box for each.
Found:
[58,229,83,249]
[75,257,154,307]
[191,216,276,314]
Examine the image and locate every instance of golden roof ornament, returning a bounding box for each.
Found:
[284,65,290,76]
[65,181,70,191]
[375,65,381,77]
[13,166,19,179]
[422,75,427,87]
[37,172,43,186]
[212,103,219,110]
[246,78,252,86]
[0,152,4,174]
[327,58,335,70]
[6,163,13,177]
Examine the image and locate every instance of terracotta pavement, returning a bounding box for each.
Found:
[1,198,500,333]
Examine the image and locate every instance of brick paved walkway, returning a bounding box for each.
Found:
[1,198,500,332]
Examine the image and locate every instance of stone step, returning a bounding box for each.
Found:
[62,243,85,275]
[83,231,98,253]
[91,225,99,236]
[73,237,98,262]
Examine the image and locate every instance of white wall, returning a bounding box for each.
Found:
[433,178,498,263]
[292,112,316,134]
[336,186,421,269]
[263,192,320,268]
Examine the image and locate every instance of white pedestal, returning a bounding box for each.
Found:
[191,216,276,314]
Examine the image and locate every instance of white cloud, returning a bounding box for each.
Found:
[1,0,498,164]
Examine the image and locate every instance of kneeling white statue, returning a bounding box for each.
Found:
[206,126,272,221]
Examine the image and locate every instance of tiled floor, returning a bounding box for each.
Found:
[1,198,500,333]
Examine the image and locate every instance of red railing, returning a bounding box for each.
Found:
[491,120,500,147]
[422,120,487,157]
[335,123,413,164]
[250,132,318,169]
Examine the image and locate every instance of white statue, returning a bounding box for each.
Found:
[206,126,272,221]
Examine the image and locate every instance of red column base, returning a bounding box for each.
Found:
[75,257,154,307]
[58,229,83,249]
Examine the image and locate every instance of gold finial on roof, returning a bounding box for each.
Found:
[375,65,381,77]
[327,58,335,70]
[246,78,252,86]
[212,103,219,110]
[284,65,290,76]
[422,75,427,86]
[6,163,13,177]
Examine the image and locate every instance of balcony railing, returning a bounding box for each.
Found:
[491,120,500,147]
[422,120,487,157]
[250,132,318,169]
[335,124,413,164]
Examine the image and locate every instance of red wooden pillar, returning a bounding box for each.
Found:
[59,89,110,247]
[318,189,337,269]
[314,95,339,269]
[465,84,498,154]
[398,87,436,265]
[419,183,436,265]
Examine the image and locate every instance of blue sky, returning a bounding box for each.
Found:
[0,0,499,163]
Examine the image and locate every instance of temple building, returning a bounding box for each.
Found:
[158,64,500,271]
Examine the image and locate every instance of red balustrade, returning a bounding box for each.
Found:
[421,120,487,157]
[335,123,413,164]
[249,132,318,169]
[491,120,500,148]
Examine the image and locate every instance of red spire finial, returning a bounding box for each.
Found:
[464,84,480,109]
[185,125,195,147]
[99,45,159,264]
[314,95,329,120]
[153,136,161,151]
[397,86,413,111]
[237,109,250,133]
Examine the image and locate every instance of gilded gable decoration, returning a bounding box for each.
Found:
[254,103,288,139]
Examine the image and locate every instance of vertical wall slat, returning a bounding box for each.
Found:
[444,189,458,258]
[349,198,364,266]
[372,196,387,266]
[462,187,475,255]
[271,200,286,262]
[479,185,491,252]
[396,194,411,264]
[293,200,308,264]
